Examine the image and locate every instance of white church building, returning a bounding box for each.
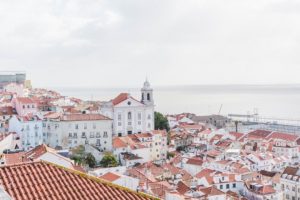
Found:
[100,80,155,136]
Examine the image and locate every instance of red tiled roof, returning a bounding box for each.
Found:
[16,97,36,104]
[247,130,272,139]
[199,186,224,197]
[186,157,203,166]
[267,132,299,142]
[112,93,130,105]
[62,114,111,121]
[99,172,121,182]
[229,132,244,140]
[3,152,25,165]
[0,162,154,200]
[176,181,190,195]
[113,137,128,148]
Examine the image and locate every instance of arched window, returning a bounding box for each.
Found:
[128,112,132,120]
[147,93,150,101]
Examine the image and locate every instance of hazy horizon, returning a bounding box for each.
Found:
[1,0,300,87]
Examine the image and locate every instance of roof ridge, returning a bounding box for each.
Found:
[40,160,159,200]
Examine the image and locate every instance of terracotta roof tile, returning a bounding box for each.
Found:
[112,93,130,105]
[16,97,36,104]
[62,114,111,121]
[99,172,121,182]
[0,162,154,200]
[267,132,299,142]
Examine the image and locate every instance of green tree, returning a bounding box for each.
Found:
[70,145,85,164]
[84,153,96,168]
[167,152,175,159]
[100,153,118,167]
[154,112,170,131]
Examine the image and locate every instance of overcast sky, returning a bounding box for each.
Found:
[0,0,300,87]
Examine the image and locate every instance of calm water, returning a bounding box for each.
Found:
[53,85,300,120]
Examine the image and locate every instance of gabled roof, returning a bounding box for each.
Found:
[112,93,142,106]
[0,162,154,200]
[113,137,128,148]
[199,186,224,197]
[247,130,272,139]
[62,114,111,121]
[112,93,130,105]
[15,97,36,104]
[99,172,121,182]
[176,181,190,195]
[186,157,203,166]
[266,132,299,142]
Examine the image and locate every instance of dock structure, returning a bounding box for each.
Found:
[227,113,300,134]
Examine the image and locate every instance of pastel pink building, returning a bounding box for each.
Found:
[13,97,38,116]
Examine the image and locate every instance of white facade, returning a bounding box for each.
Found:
[44,114,113,151]
[100,80,154,136]
[281,167,300,200]
[111,173,140,191]
[9,115,44,150]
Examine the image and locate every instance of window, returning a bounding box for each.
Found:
[69,133,72,138]
[138,113,142,120]
[93,123,96,129]
[74,133,77,138]
[118,133,122,137]
[138,121,141,125]
[32,105,35,108]
[23,105,25,109]
[220,185,223,190]
[147,93,150,101]
[82,132,86,138]
[148,114,151,120]
[35,132,38,137]
[118,113,122,120]
[226,184,229,189]
[232,183,236,188]
[85,140,88,144]
[75,124,79,129]
[128,112,132,120]
[103,132,108,138]
[148,123,151,128]
[96,132,100,138]
[27,105,30,108]
[118,122,122,126]
[90,132,94,138]
[96,139,100,146]
[84,123,87,129]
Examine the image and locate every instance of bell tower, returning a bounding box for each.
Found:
[141,79,154,106]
